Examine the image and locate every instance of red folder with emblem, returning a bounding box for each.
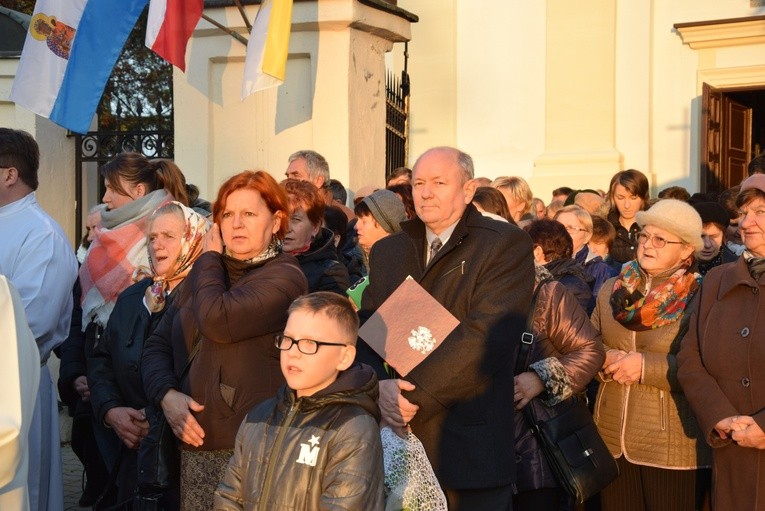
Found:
[358,276,460,376]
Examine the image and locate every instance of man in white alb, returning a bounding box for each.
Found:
[0,128,78,511]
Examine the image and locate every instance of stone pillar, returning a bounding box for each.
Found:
[532,0,622,193]
[174,0,413,199]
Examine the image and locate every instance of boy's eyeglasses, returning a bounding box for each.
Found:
[274,334,347,355]
[635,231,685,249]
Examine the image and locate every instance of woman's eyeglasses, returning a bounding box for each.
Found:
[635,231,685,249]
[274,334,347,355]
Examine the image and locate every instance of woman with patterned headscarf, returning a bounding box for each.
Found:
[87,202,209,507]
[142,171,308,511]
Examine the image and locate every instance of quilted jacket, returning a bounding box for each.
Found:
[592,272,711,469]
[214,363,384,511]
[514,280,605,492]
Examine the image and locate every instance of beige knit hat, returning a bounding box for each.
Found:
[636,198,704,254]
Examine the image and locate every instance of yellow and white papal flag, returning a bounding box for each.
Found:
[242,0,293,99]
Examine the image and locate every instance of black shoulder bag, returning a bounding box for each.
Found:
[515,280,619,504]
[135,336,202,510]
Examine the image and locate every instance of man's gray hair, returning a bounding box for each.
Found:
[288,150,330,183]
[456,150,474,182]
[414,147,474,183]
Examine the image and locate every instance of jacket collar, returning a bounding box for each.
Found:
[400,203,479,274]
[276,363,380,422]
[717,256,758,300]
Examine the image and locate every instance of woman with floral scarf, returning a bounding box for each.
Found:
[87,202,209,508]
[592,198,711,510]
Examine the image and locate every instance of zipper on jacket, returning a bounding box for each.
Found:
[619,329,637,456]
[659,390,666,431]
[258,400,300,511]
[441,260,466,279]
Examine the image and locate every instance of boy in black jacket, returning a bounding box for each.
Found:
[214,292,384,510]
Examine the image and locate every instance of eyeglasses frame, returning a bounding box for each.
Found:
[635,231,685,249]
[274,334,348,355]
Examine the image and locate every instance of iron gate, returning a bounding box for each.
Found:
[74,130,173,242]
[385,43,410,179]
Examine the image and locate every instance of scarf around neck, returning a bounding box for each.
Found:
[743,250,765,280]
[79,189,172,328]
[223,237,283,285]
[610,259,701,331]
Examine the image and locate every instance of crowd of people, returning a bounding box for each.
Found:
[2,125,765,510]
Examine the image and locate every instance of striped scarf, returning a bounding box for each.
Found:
[79,189,172,328]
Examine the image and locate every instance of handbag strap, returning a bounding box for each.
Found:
[514,278,550,376]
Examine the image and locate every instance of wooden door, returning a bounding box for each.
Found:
[723,96,751,188]
[701,83,722,193]
[701,83,752,193]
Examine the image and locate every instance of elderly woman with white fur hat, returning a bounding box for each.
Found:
[591,199,712,511]
[679,174,765,510]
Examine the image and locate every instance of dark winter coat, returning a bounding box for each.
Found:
[295,227,350,295]
[88,278,168,425]
[678,256,765,510]
[575,246,619,313]
[358,204,535,490]
[57,278,87,413]
[543,257,593,314]
[514,280,605,492]
[214,364,385,511]
[141,251,308,451]
[342,218,367,284]
[697,244,738,275]
[608,209,640,265]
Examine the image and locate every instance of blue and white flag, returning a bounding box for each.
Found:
[10,0,148,134]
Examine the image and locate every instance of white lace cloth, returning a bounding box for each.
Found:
[381,427,448,511]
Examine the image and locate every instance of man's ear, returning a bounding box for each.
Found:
[1,166,19,187]
[463,178,477,204]
[336,345,356,371]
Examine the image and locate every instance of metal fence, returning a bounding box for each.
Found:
[74,130,174,241]
[385,64,410,180]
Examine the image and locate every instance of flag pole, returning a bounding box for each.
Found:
[232,0,253,33]
[200,13,249,46]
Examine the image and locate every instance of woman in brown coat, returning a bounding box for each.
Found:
[678,175,765,510]
[141,171,308,511]
[592,199,711,510]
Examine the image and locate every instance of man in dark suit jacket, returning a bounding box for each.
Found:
[359,147,534,510]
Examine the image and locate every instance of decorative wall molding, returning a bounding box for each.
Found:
[675,16,765,49]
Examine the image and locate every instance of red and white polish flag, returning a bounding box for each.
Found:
[145,0,203,72]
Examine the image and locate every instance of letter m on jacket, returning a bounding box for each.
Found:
[296,443,320,466]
